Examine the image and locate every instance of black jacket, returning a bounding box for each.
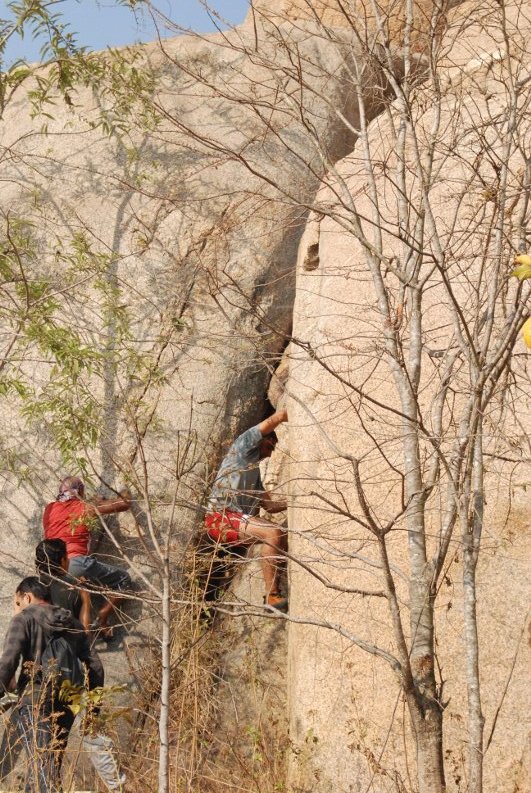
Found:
[39,572,82,621]
[0,603,103,699]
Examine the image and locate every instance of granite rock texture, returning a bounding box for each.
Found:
[0,1,528,791]
[0,4,386,789]
[0,6,384,610]
[286,1,530,791]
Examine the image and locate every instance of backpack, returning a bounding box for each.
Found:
[40,633,86,692]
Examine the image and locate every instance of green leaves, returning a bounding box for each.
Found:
[0,377,29,397]
[0,1,165,479]
[0,215,119,470]
[0,0,158,132]
[22,381,101,472]
[25,320,100,378]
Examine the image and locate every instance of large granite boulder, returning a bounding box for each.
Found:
[1,0,528,790]
[287,0,530,790]
[0,4,391,789]
[0,4,388,611]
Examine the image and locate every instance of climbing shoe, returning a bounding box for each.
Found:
[265,592,288,613]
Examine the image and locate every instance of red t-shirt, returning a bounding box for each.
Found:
[42,499,91,558]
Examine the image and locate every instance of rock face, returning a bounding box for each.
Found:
[0,3,387,790]
[0,9,384,605]
[0,0,529,791]
[287,1,530,791]
[250,0,429,35]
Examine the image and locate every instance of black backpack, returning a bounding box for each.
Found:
[40,633,86,692]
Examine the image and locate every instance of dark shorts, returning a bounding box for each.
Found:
[68,555,132,592]
[204,512,248,544]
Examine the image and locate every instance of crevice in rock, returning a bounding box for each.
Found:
[303,241,320,271]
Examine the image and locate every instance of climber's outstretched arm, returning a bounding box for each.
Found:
[257,409,287,437]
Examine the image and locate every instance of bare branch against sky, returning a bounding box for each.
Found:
[0,0,249,65]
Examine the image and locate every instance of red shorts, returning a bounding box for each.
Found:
[204,512,246,544]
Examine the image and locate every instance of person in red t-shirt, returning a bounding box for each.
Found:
[43,476,132,637]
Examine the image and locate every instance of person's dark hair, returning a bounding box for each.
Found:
[258,431,278,460]
[16,577,51,602]
[35,539,67,576]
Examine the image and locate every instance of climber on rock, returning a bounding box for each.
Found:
[205,408,289,611]
[43,476,132,639]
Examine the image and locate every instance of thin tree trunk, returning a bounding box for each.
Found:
[410,705,446,793]
[463,425,485,793]
[403,416,446,793]
[378,528,446,793]
[159,561,171,793]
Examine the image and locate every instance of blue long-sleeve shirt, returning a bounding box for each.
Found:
[207,425,264,515]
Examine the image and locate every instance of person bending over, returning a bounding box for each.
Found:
[43,476,131,636]
[205,408,289,611]
[36,538,91,632]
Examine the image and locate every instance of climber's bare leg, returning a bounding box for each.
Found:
[237,516,287,595]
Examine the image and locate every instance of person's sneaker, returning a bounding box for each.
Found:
[0,692,17,711]
[265,592,288,612]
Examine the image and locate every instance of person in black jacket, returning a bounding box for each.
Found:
[35,540,126,791]
[0,577,103,793]
[35,539,92,632]
[1,555,126,792]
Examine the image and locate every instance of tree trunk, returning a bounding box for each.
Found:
[411,703,446,793]
[378,526,447,793]
[158,561,171,793]
[463,427,485,793]
[406,608,446,793]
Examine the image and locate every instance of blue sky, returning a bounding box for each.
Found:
[0,1,250,65]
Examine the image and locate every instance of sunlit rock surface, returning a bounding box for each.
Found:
[287,1,530,790]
